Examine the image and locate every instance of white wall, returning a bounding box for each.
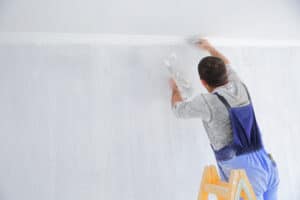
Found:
[0,0,300,199]
[0,40,300,200]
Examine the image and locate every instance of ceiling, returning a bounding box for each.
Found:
[0,0,299,40]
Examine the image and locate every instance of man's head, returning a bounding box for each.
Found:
[198,56,228,92]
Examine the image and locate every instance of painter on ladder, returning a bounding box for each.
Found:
[169,39,279,200]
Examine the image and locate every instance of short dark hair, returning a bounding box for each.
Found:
[198,56,228,87]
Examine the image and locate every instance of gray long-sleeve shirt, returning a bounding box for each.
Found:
[172,64,250,150]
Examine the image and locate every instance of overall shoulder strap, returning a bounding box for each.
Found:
[215,82,251,109]
[214,93,231,110]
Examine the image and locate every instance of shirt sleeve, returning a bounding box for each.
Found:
[172,94,212,121]
[226,64,241,82]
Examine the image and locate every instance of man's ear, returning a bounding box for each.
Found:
[200,79,207,86]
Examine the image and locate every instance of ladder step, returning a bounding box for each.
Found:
[204,184,229,198]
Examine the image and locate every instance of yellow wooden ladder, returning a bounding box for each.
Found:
[198,165,256,200]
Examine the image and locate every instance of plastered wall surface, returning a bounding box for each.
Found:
[0,42,299,200]
[0,1,300,199]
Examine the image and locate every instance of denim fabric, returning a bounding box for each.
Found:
[218,149,279,200]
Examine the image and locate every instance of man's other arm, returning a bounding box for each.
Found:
[170,79,183,107]
[169,79,211,120]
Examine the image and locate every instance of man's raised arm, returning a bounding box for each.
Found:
[197,39,230,64]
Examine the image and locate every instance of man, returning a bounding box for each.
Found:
[169,39,279,200]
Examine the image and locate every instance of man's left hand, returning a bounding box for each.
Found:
[169,78,178,91]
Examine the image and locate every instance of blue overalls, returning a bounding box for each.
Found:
[213,84,279,200]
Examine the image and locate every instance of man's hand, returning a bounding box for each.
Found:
[196,38,230,64]
[197,39,213,51]
[169,78,183,107]
[169,78,178,91]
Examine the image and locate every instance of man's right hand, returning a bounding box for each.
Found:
[197,39,214,52]
[196,38,230,64]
